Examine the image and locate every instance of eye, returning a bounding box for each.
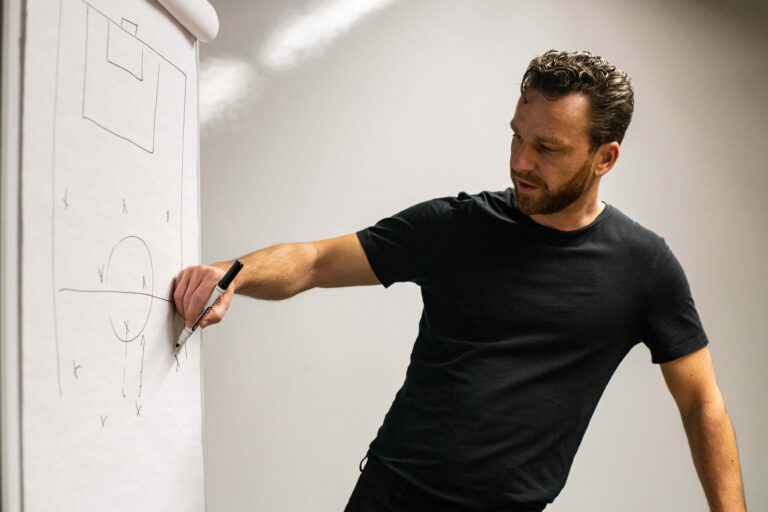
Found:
[512,133,522,142]
[540,144,554,153]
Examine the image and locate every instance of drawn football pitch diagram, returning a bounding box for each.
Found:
[51,0,190,415]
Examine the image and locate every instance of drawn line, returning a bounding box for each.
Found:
[83,6,159,153]
[106,21,144,81]
[121,18,138,35]
[180,71,186,269]
[152,63,161,147]
[82,115,156,153]
[51,0,67,397]
[138,335,145,397]
[82,0,187,76]
[106,235,155,343]
[121,341,127,397]
[58,287,173,303]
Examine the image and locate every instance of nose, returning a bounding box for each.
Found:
[510,142,536,174]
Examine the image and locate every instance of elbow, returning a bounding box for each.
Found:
[681,396,728,423]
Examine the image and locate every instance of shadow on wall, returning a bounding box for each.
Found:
[687,0,768,28]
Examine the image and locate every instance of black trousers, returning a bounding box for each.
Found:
[344,452,543,512]
[344,452,478,512]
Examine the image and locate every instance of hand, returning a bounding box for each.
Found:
[172,264,236,329]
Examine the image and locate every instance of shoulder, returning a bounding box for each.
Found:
[605,205,667,251]
[603,207,681,282]
[397,188,511,221]
[424,188,507,208]
[447,188,518,220]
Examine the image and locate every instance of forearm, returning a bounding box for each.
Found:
[213,242,317,301]
[681,404,746,511]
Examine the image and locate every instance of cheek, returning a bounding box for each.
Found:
[542,158,576,186]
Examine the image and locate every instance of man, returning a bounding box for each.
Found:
[173,50,746,511]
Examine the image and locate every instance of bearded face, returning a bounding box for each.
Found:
[508,89,605,219]
[511,156,596,216]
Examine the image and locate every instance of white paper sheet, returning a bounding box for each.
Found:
[21,1,203,510]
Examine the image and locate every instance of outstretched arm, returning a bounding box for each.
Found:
[661,347,746,511]
[173,233,379,328]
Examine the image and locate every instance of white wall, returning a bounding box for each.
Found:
[199,1,768,510]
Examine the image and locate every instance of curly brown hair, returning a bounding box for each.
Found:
[520,50,634,151]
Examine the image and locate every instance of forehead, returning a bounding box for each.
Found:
[512,89,591,145]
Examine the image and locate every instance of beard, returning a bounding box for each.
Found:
[511,158,595,216]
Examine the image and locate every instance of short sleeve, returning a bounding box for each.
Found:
[356,196,458,288]
[642,240,709,364]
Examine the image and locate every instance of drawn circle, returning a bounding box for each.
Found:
[106,236,154,342]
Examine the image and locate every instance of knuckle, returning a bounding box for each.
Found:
[196,288,207,302]
[185,299,197,317]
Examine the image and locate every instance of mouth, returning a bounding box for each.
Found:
[514,177,538,192]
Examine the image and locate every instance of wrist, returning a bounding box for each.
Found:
[210,260,232,272]
[211,260,245,293]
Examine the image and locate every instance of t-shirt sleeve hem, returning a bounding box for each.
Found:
[650,333,709,364]
[355,229,394,288]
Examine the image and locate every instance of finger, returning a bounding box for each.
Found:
[186,279,222,329]
[199,307,221,329]
[195,294,220,329]
[183,273,207,328]
[199,287,233,328]
[173,268,192,318]
[184,267,223,327]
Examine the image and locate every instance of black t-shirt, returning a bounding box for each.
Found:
[355,188,709,511]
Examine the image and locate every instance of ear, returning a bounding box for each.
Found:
[593,141,620,177]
